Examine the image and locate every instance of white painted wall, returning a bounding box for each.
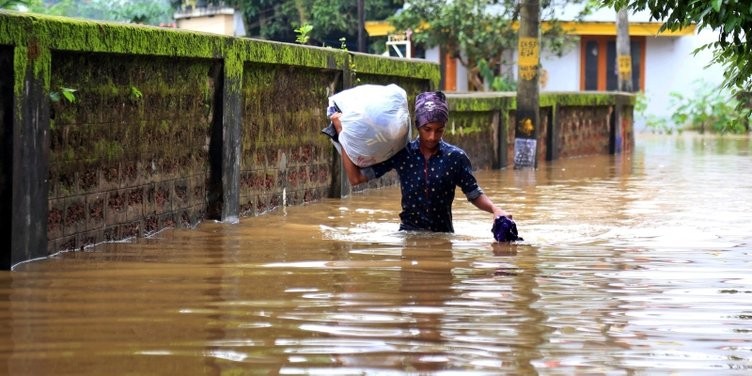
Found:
[456,61,468,92]
[641,29,724,126]
[540,46,579,91]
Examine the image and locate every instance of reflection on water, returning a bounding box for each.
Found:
[1,133,751,374]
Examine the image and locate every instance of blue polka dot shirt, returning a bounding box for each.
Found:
[362,139,483,232]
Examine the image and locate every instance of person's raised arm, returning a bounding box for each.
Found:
[331,113,369,186]
[471,194,510,219]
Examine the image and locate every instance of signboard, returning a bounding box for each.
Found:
[513,138,537,168]
[513,113,537,168]
[518,37,539,81]
[618,55,631,80]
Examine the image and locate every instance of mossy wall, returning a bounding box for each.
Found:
[444,111,497,170]
[0,11,438,264]
[555,106,612,158]
[238,63,337,215]
[446,92,634,169]
[46,52,216,252]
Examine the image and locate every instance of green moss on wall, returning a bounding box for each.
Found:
[541,92,626,107]
[48,52,215,181]
[446,91,634,113]
[13,41,51,116]
[447,93,514,112]
[12,46,27,107]
[237,39,347,71]
[351,53,440,86]
[1,11,440,97]
[240,63,335,170]
[447,112,493,136]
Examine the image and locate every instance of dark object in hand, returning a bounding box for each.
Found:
[321,103,342,143]
[492,216,523,242]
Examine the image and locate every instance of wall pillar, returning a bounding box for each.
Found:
[1,46,14,269]
[546,106,558,161]
[221,57,242,222]
[614,94,634,154]
[491,110,501,169]
[3,43,50,269]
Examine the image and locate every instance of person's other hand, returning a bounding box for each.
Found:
[330,112,343,134]
[493,207,511,219]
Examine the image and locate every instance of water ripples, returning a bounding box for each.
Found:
[3,134,752,374]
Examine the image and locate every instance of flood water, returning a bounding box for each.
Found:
[2,133,752,375]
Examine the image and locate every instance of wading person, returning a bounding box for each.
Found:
[330,90,512,233]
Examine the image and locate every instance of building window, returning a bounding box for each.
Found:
[580,36,645,92]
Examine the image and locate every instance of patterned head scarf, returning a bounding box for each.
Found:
[415,91,449,128]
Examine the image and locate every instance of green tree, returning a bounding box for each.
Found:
[389,0,592,91]
[206,0,403,51]
[602,0,752,92]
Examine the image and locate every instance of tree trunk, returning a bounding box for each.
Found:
[514,0,540,169]
[357,0,366,52]
[616,8,633,92]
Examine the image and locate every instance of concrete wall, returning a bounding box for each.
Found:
[446,92,634,171]
[0,11,633,269]
[0,11,439,268]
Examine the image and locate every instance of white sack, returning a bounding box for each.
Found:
[330,84,410,167]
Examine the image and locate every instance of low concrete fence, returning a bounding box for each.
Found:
[445,92,634,170]
[0,11,633,269]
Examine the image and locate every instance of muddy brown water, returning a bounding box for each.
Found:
[2,133,751,375]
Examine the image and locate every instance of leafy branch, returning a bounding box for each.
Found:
[49,87,77,104]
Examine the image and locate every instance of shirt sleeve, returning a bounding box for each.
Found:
[363,145,411,180]
[457,152,483,201]
[362,155,396,181]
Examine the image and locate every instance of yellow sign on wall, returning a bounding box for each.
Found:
[618,55,632,75]
[518,37,539,81]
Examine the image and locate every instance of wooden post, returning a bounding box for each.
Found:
[514,0,541,169]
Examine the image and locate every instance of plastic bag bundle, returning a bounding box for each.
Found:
[327,84,410,167]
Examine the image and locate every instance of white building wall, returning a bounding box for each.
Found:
[424,47,441,64]
[642,30,724,125]
[540,46,579,91]
[456,61,469,92]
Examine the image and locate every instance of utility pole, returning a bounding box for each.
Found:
[357,0,366,53]
[514,0,541,169]
[614,7,633,154]
[616,8,633,92]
